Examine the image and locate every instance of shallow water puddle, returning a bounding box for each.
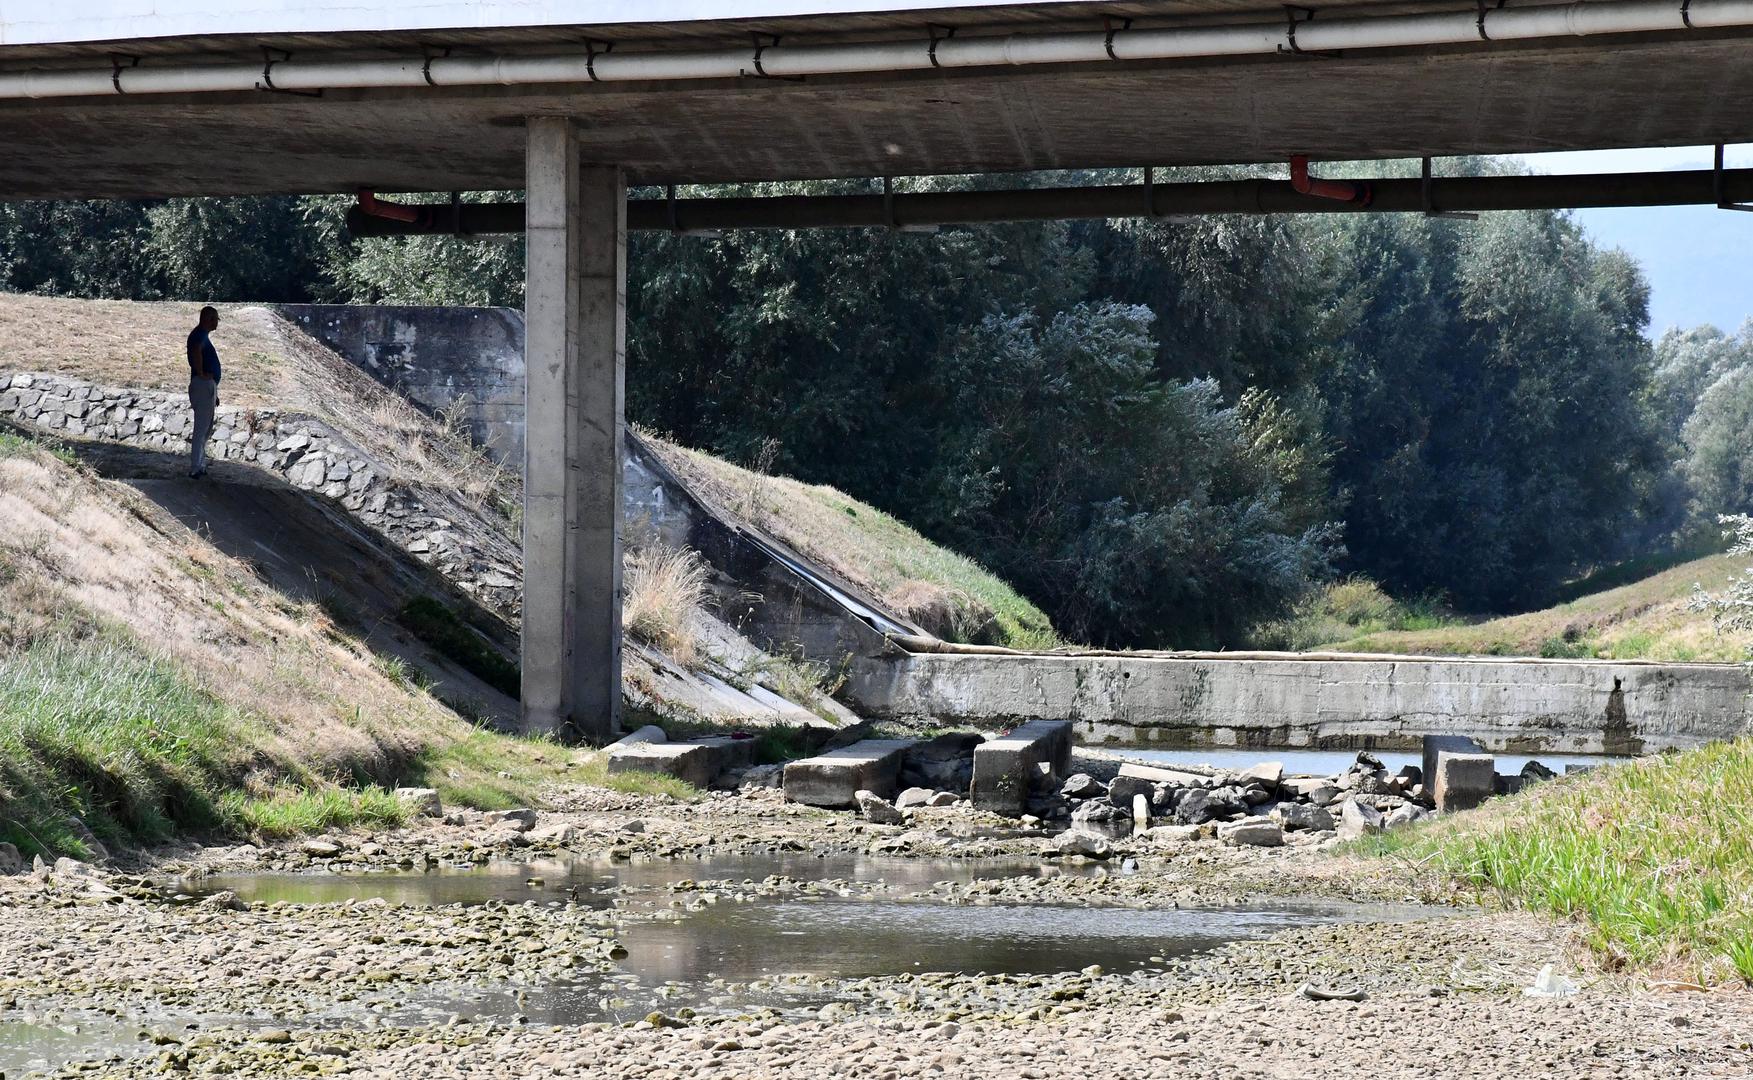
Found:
[0,1017,144,1076]
[177,852,1104,908]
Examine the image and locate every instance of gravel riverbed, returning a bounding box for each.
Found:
[2,782,1750,1079]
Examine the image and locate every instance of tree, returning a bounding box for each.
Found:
[144,196,332,302]
[0,199,161,298]
[919,302,1338,646]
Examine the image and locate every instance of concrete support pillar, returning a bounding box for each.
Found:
[521,116,625,744]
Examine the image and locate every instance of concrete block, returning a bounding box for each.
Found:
[783,739,915,808]
[1422,734,1487,789]
[970,720,1072,815]
[605,725,667,751]
[1238,761,1284,787]
[607,737,754,789]
[1218,817,1285,847]
[1433,751,1496,813]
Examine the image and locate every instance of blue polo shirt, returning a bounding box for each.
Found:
[187,327,222,383]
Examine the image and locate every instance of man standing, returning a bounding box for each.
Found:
[186,305,222,478]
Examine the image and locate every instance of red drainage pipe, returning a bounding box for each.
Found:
[1289,156,1374,207]
[355,189,429,225]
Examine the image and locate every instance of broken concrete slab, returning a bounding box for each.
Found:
[1433,751,1497,813]
[970,720,1073,815]
[607,736,754,790]
[1422,734,1487,789]
[606,724,669,752]
[1238,761,1284,787]
[783,739,915,808]
[1218,817,1285,847]
[1116,762,1214,788]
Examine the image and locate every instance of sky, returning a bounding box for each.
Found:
[1513,145,1753,338]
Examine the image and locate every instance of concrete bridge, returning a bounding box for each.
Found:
[7,0,1753,741]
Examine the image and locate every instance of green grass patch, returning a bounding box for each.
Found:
[1250,578,1463,651]
[0,633,241,857]
[574,754,701,800]
[1364,739,1753,983]
[220,787,411,839]
[396,596,520,699]
[401,728,568,811]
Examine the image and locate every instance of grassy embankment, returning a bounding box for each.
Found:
[0,428,688,859]
[1262,549,1750,662]
[647,437,1060,650]
[1366,741,1753,985]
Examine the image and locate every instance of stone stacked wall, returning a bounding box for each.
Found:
[0,370,522,617]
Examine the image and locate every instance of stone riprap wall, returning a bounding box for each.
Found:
[277,305,526,465]
[0,370,522,616]
[851,651,1753,754]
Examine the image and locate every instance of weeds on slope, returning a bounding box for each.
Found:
[1364,739,1753,984]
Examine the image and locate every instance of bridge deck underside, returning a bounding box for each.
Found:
[0,29,1750,199]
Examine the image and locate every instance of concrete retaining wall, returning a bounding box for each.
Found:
[277,305,526,465]
[851,651,1753,754]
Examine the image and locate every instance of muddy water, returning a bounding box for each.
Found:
[177,852,1111,907]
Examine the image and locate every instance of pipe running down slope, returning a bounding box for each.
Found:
[0,0,1750,100]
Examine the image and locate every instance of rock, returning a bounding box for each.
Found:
[0,841,21,875]
[1217,818,1284,847]
[1433,752,1496,813]
[1116,762,1212,787]
[1270,803,1335,832]
[529,822,579,844]
[738,763,783,789]
[63,816,110,863]
[1106,773,1156,809]
[1306,784,1343,807]
[1239,761,1284,787]
[1069,800,1131,839]
[1337,798,1385,839]
[1060,773,1104,800]
[1143,823,1209,843]
[1132,792,1151,833]
[617,818,646,834]
[1240,782,1274,806]
[394,787,443,817]
[485,809,538,832]
[201,890,245,911]
[300,839,343,857]
[1178,786,1247,825]
[855,790,905,825]
[1520,759,1558,783]
[895,787,936,810]
[925,791,958,807]
[1054,830,1113,859]
[605,725,668,751]
[1385,803,1431,829]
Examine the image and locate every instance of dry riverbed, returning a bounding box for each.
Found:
[2,782,1750,1079]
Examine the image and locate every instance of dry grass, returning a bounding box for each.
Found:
[0,293,285,406]
[1323,553,1753,661]
[0,431,563,853]
[623,545,711,668]
[644,435,1059,649]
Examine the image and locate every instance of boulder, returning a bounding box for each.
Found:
[855,790,905,825]
[1054,830,1113,859]
[1337,799,1384,840]
[0,842,20,875]
[1270,803,1335,832]
[895,787,936,810]
[300,839,344,857]
[1060,773,1105,800]
[394,787,443,817]
[925,791,959,807]
[485,808,538,832]
[1106,773,1156,810]
[1238,761,1285,787]
[1218,818,1285,848]
[1520,759,1558,783]
[1385,803,1431,829]
[1069,800,1131,839]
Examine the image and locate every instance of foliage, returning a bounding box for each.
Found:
[1250,577,1457,651]
[623,545,711,667]
[1307,208,1666,613]
[922,302,1338,646]
[1688,514,1753,639]
[1364,740,1753,984]
[0,199,162,299]
[144,197,332,302]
